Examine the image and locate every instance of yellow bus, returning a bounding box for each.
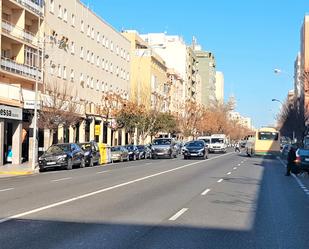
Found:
[246,127,281,156]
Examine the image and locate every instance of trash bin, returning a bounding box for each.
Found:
[98,143,111,165]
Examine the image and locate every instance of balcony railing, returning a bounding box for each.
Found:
[1,57,42,81]
[13,0,43,16]
[2,20,38,46]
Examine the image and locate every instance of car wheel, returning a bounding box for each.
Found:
[66,159,73,170]
[80,158,85,168]
[39,167,45,172]
[89,158,94,167]
[120,156,124,162]
[169,153,173,159]
[174,153,177,158]
[184,155,187,160]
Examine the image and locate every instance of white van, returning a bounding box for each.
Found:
[209,134,227,153]
[197,136,211,147]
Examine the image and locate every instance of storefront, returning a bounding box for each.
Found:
[0,104,23,166]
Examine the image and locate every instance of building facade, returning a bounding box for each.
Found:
[194,48,217,107]
[0,0,44,165]
[301,15,309,124]
[215,71,224,104]
[43,0,131,147]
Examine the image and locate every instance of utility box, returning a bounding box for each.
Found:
[98,143,111,164]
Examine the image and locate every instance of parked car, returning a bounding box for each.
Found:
[125,145,140,160]
[295,148,309,173]
[137,145,151,159]
[111,146,129,162]
[39,143,85,172]
[183,140,209,160]
[78,141,100,167]
[151,138,177,159]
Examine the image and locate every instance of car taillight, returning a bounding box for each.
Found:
[295,156,301,163]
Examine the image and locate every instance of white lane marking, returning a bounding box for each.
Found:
[233,167,237,170]
[201,188,211,196]
[238,164,241,166]
[0,152,233,224]
[51,177,72,182]
[96,170,111,174]
[0,188,14,192]
[217,179,223,183]
[169,208,188,221]
[277,157,309,198]
[227,172,232,175]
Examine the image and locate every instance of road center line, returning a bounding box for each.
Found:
[201,188,211,196]
[217,179,223,183]
[227,172,232,175]
[0,152,233,224]
[51,177,72,182]
[169,208,188,221]
[233,167,237,170]
[0,188,14,192]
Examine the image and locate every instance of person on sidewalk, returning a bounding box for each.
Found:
[235,141,241,153]
[286,145,297,176]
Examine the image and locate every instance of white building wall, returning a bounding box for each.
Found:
[215,71,224,104]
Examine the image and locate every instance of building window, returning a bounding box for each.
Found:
[90,77,94,88]
[101,82,105,92]
[96,56,100,67]
[105,39,109,48]
[105,61,109,71]
[81,20,84,32]
[101,59,105,69]
[116,66,119,76]
[91,28,95,39]
[96,80,100,91]
[97,32,100,43]
[71,14,75,26]
[63,8,67,22]
[50,0,54,13]
[58,64,62,77]
[110,41,114,52]
[87,25,90,37]
[80,46,84,59]
[70,42,75,54]
[58,5,62,19]
[91,52,94,64]
[86,75,90,87]
[80,73,84,84]
[116,46,119,55]
[110,63,113,74]
[86,50,90,62]
[50,60,54,75]
[70,69,74,82]
[63,66,67,79]
[102,36,105,47]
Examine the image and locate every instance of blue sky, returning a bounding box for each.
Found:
[83,0,308,128]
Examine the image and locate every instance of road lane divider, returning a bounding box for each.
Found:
[201,188,211,196]
[0,152,233,224]
[96,170,111,174]
[168,208,188,221]
[51,177,72,183]
[233,167,237,170]
[0,188,14,192]
[227,172,232,175]
[217,179,223,183]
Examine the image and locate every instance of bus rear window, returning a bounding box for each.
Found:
[258,132,278,141]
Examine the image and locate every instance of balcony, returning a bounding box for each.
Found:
[2,20,38,46]
[13,0,43,16]
[1,57,42,81]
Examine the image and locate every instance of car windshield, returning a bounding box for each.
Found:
[111,147,120,152]
[211,138,224,143]
[200,139,210,144]
[46,144,70,153]
[187,141,204,147]
[153,139,171,145]
[137,145,144,149]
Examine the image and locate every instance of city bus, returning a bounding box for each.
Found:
[246,127,280,156]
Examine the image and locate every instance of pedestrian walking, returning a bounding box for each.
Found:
[235,141,241,153]
[286,145,297,176]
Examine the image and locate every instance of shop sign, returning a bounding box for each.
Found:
[95,125,101,136]
[24,100,41,110]
[0,105,22,120]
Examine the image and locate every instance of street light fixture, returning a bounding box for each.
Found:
[272,98,283,105]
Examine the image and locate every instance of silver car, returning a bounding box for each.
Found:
[151,138,177,159]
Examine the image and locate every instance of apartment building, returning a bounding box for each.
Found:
[301,15,309,125]
[44,0,131,146]
[0,0,43,166]
[167,68,184,114]
[122,31,168,111]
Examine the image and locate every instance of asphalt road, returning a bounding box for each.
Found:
[0,151,308,249]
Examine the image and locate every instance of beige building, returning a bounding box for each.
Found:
[215,71,224,104]
[167,68,184,114]
[43,0,131,146]
[0,0,43,166]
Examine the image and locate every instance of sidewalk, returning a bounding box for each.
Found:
[0,162,39,178]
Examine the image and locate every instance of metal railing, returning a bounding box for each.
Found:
[2,20,38,46]
[13,0,43,16]
[1,57,42,80]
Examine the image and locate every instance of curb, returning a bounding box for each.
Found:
[0,171,34,176]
